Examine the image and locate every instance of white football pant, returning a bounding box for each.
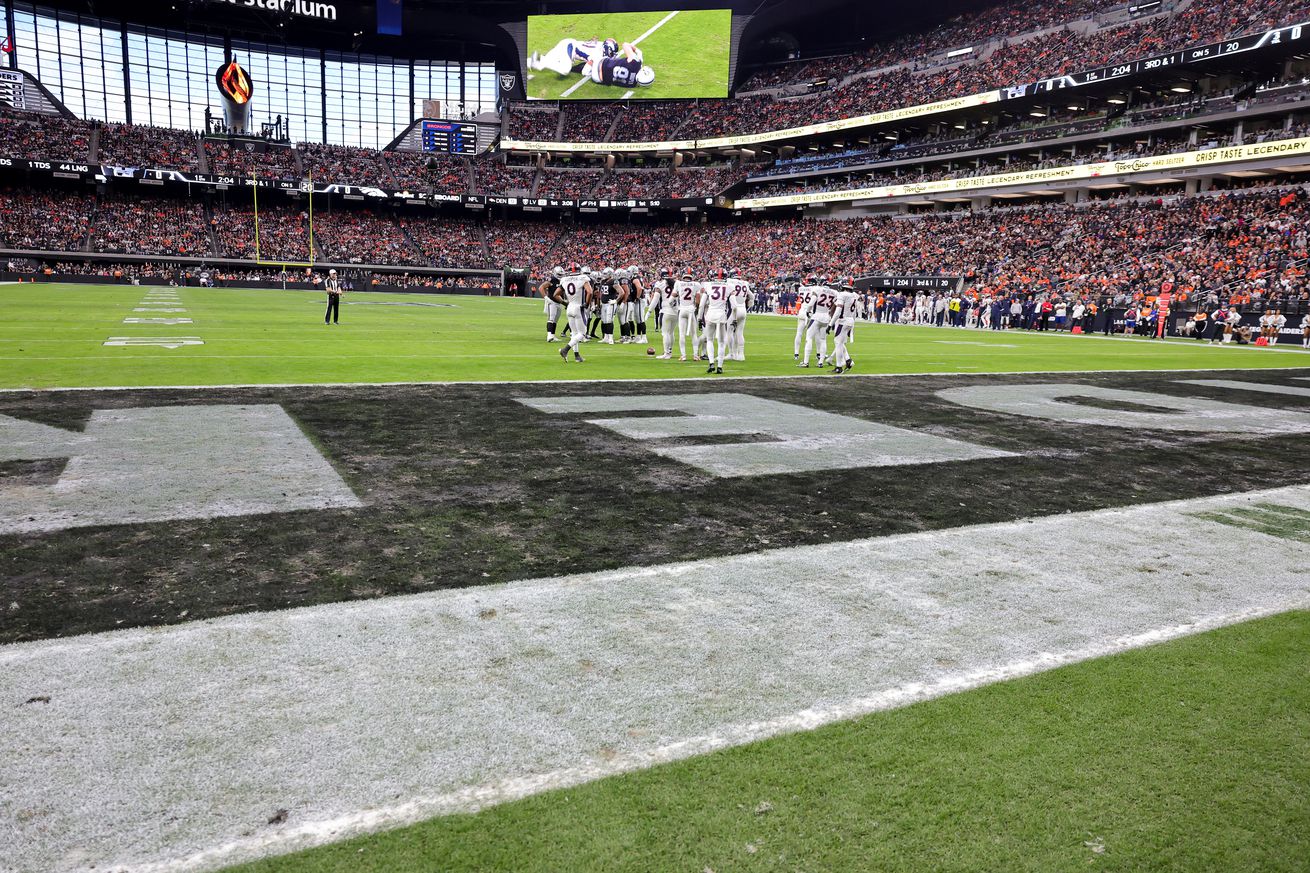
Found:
[730,308,747,360]
[678,307,696,358]
[803,319,830,364]
[704,317,727,367]
[832,323,853,368]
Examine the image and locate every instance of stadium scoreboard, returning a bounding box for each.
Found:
[421,119,478,155]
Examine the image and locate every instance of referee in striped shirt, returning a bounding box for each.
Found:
[325,269,343,325]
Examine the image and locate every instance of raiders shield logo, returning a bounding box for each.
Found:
[499,71,517,93]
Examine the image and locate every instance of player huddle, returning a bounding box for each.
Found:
[539,265,751,373]
[792,275,861,374]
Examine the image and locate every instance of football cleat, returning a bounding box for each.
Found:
[716,366,723,374]
[833,367,845,375]
[560,347,569,361]
[574,352,585,362]
[707,364,716,374]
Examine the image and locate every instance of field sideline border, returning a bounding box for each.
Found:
[1,364,1309,394]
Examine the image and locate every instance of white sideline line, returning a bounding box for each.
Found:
[3,484,1310,872]
[560,10,677,98]
[0,364,1308,394]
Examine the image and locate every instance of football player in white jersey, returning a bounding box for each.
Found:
[1301,312,1310,349]
[553,262,593,362]
[801,276,834,368]
[700,268,732,374]
[673,267,701,361]
[794,277,816,360]
[726,267,750,361]
[657,267,680,359]
[528,37,604,76]
[830,277,859,374]
[540,265,564,342]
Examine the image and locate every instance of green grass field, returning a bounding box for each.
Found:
[229,610,1310,873]
[0,283,1306,389]
[525,9,731,102]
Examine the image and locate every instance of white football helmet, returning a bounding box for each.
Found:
[636,66,655,87]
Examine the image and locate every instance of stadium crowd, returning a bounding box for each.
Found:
[0,186,95,251]
[91,195,210,256]
[384,150,469,192]
[203,140,300,179]
[310,207,421,265]
[297,142,393,188]
[97,123,202,171]
[0,110,93,162]
[211,203,316,262]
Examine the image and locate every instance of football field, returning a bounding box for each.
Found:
[2,281,1309,873]
[524,9,731,101]
[0,283,1305,389]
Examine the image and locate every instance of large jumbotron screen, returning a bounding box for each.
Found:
[525,9,731,100]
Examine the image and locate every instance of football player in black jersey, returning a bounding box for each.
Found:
[539,265,565,342]
[583,39,655,89]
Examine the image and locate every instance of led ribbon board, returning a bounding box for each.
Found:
[728,136,1310,208]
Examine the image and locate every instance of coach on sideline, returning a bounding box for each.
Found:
[325,268,344,325]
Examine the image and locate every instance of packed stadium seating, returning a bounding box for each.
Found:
[402,215,489,268]
[97,122,202,171]
[309,207,421,265]
[211,203,316,263]
[472,158,537,195]
[384,150,470,192]
[297,142,393,188]
[0,186,95,251]
[204,139,301,180]
[0,110,93,162]
[91,194,211,256]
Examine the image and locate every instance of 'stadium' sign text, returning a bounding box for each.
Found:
[210,0,338,22]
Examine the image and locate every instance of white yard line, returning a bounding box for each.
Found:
[1,365,1309,394]
[560,10,678,98]
[3,485,1310,872]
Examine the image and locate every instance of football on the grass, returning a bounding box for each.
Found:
[647,346,656,355]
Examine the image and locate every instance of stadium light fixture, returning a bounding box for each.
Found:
[1107,97,1126,104]
[1029,110,1046,117]
[1068,103,1081,110]
[1170,85,1192,93]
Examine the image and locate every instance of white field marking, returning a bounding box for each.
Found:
[621,89,635,99]
[938,383,1310,434]
[0,405,361,533]
[1,365,1309,394]
[520,392,1013,476]
[132,307,186,312]
[1180,378,1310,399]
[560,10,677,97]
[103,336,204,349]
[3,486,1310,873]
[934,340,1018,348]
[123,318,194,325]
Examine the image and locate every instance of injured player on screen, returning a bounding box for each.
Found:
[528,37,655,87]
